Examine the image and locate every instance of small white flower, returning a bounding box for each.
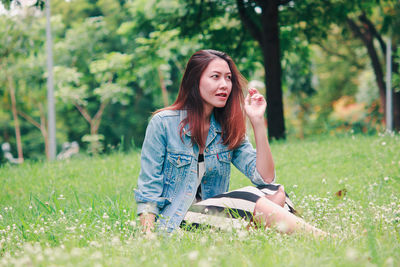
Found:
[384,177,389,181]
[129,221,136,227]
[293,184,298,188]
[90,251,103,260]
[322,178,326,184]
[29,206,33,210]
[237,230,248,239]
[188,250,199,261]
[102,213,109,219]
[57,194,65,200]
[346,248,358,261]
[111,236,120,246]
[71,247,82,256]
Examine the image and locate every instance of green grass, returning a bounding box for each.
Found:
[0,133,399,266]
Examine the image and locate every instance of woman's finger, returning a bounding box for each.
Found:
[248,88,259,96]
[245,93,251,105]
[251,94,265,102]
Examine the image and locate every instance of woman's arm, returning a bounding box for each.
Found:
[135,114,167,232]
[244,88,275,183]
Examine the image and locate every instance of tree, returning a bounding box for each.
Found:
[281,0,400,130]
[346,2,400,130]
[55,52,133,154]
[0,9,42,162]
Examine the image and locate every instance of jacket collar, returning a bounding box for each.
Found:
[180,110,222,138]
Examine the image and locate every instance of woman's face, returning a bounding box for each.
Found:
[199,58,232,115]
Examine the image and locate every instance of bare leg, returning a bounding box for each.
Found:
[253,197,327,238]
[264,185,286,207]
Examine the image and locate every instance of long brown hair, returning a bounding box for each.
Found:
[158,49,247,150]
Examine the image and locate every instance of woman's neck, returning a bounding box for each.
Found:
[203,105,213,121]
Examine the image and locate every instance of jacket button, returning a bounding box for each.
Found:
[203,180,207,184]
[205,148,209,153]
[208,167,212,171]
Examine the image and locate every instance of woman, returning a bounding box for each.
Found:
[135,49,325,236]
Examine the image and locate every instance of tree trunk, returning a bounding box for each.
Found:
[347,17,386,118]
[39,104,49,159]
[8,75,24,163]
[393,91,400,130]
[236,0,286,140]
[261,1,285,140]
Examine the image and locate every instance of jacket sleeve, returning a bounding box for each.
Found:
[134,114,168,216]
[231,136,276,185]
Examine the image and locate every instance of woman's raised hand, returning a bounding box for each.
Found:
[244,88,267,123]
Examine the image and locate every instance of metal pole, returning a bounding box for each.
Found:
[386,36,393,132]
[46,0,56,160]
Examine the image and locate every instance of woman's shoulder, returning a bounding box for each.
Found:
[154,109,181,118]
[149,109,184,127]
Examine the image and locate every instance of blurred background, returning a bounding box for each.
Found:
[0,0,399,162]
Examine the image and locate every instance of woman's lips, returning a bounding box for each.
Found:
[216,92,228,97]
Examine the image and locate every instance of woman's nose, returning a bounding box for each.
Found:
[219,78,228,88]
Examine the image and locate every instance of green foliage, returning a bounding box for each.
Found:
[82,134,104,155]
[1,0,399,159]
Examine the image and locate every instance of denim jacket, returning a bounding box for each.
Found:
[134,109,275,232]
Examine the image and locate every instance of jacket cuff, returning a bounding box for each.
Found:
[253,169,276,185]
[136,202,160,216]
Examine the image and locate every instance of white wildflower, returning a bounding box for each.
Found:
[237,230,248,239]
[345,247,358,261]
[384,177,389,181]
[90,251,103,260]
[71,247,82,257]
[199,259,211,267]
[111,236,120,246]
[102,213,109,219]
[188,250,199,261]
[89,241,101,248]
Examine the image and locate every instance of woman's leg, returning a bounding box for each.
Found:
[264,185,286,207]
[254,197,327,237]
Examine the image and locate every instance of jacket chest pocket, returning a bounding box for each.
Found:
[163,153,192,196]
[216,151,231,177]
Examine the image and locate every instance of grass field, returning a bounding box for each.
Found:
[0,133,399,266]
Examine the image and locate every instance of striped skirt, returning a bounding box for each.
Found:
[182,184,296,230]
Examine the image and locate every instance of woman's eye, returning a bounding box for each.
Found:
[211,74,219,78]
[226,75,232,80]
